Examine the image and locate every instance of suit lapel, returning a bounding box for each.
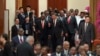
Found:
[16,36,20,44]
[85,23,90,32]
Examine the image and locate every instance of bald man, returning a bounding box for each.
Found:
[17,36,35,56]
[62,41,70,56]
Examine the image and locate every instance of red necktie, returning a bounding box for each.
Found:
[41,21,44,29]
[67,17,71,24]
[20,37,23,44]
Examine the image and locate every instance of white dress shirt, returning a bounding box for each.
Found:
[16,25,19,29]
[75,16,85,26]
[18,35,24,43]
[56,53,61,56]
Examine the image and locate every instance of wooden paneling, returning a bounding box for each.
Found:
[48,0,67,10]
[16,0,22,10]
[0,0,6,34]
[22,0,38,16]
[48,0,56,9]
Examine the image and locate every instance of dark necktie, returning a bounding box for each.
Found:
[85,23,88,32]
[20,36,23,44]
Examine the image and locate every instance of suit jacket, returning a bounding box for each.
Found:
[24,11,32,17]
[51,52,65,56]
[62,50,69,56]
[2,42,13,56]
[60,16,69,34]
[50,18,64,38]
[12,35,27,49]
[66,16,77,34]
[78,20,85,29]
[29,16,38,25]
[22,22,33,36]
[11,25,22,38]
[36,19,48,31]
[79,22,95,45]
[17,13,25,25]
[16,42,34,56]
[76,54,89,56]
[36,19,48,38]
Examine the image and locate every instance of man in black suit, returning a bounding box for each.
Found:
[51,45,65,56]
[22,17,33,36]
[29,10,38,40]
[12,28,26,55]
[17,7,25,25]
[0,34,13,56]
[66,12,77,47]
[29,10,38,25]
[36,13,48,46]
[16,36,35,56]
[59,10,69,41]
[24,6,32,17]
[11,18,22,38]
[50,13,64,52]
[79,16,95,46]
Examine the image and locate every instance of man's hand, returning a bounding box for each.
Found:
[65,33,68,37]
[91,40,93,43]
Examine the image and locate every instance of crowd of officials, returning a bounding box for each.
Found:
[0,6,99,56]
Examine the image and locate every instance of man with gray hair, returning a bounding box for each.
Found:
[16,36,35,56]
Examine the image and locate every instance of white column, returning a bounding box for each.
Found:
[6,0,15,30]
[68,0,89,11]
[6,0,15,40]
[39,0,47,17]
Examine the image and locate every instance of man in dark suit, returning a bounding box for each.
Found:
[66,12,77,47]
[17,7,25,25]
[0,34,13,56]
[16,36,35,56]
[29,10,38,41]
[12,28,26,55]
[24,6,32,17]
[59,10,69,41]
[79,16,95,46]
[50,13,64,52]
[36,13,48,46]
[11,18,22,38]
[51,45,65,56]
[22,17,33,36]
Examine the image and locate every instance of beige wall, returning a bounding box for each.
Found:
[39,0,47,17]
[68,0,89,11]
[6,0,15,30]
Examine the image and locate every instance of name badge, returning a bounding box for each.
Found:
[26,30,28,34]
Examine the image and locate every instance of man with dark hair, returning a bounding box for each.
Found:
[25,5,32,17]
[0,34,13,56]
[17,7,25,25]
[50,13,65,52]
[79,16,95,46]
[51,45,65,56]
[36,13,48,46]
[12,28,27,56]
[66,11,77,47]
[22,16,33,36]
[11,18,22,38]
